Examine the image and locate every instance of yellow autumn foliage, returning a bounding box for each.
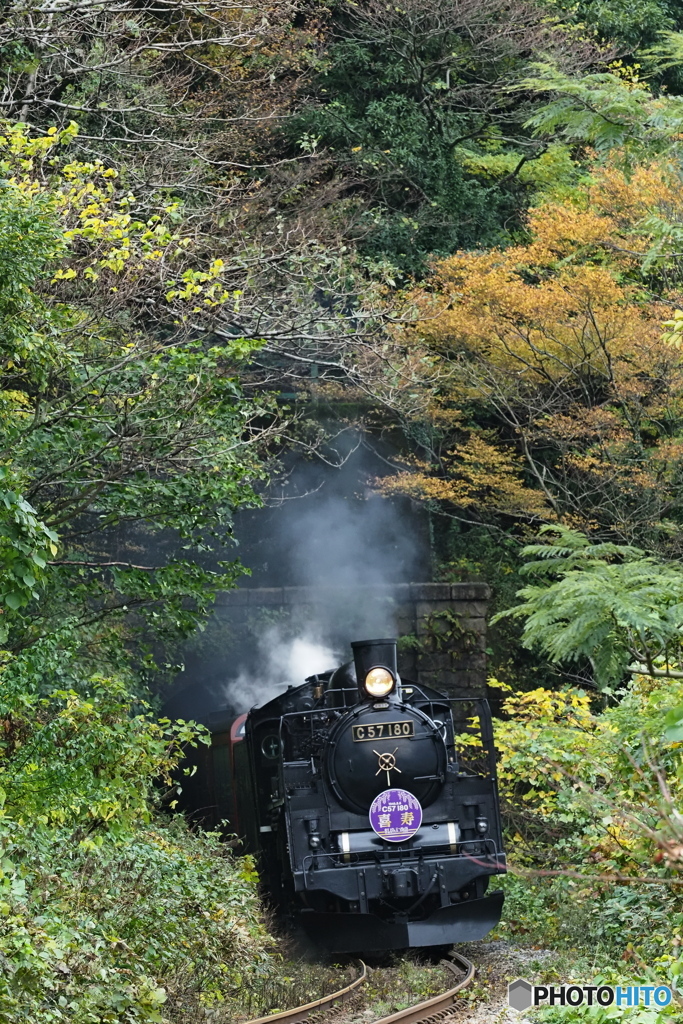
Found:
[0,120,234,310]
[380,434,549,519]
[466,677,683,877]
[387,158,683,544]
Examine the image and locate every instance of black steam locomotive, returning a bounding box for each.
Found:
[200,638,505,952]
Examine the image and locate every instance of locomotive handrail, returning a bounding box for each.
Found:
[300,849,346,871]
[458,837,499,853]
[242,960,367,1024]
[275,695,498,774]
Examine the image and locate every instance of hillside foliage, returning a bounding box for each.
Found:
[0,121,278,1019]
[490,674,683,961]
[6,0,683,1015]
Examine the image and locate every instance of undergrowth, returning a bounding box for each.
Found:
[0,816,274,1023]
[0,663,276,1024]
[486,672,683,1022]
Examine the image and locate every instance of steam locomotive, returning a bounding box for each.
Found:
[199,638,505,952]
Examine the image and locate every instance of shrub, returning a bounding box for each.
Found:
[0,656,275,1023]
[0,817,273,1023]
[487,676,683,965]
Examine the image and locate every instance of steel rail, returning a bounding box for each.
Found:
[243,960,367,1024]
[371,952,475,1024]
[242,951,474,1024]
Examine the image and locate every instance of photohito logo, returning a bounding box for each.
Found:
[508,979,673,1011]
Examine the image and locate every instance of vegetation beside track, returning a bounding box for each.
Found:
[0,667,276,1023]
[6,0,683,1019]
[231,955,454,1024]
[0,118,278,1023]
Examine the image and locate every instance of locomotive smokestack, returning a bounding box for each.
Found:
[351,638,399,700]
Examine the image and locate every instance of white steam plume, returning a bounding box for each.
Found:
[225,626,339,713]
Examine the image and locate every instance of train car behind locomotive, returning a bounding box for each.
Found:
[205,637,505,952]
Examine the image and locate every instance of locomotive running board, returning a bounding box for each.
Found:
[297,890,504,952]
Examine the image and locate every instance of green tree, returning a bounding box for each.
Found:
[0,119,279,1021]
[555,0,682,51]
[497,526,683,688]
[287,0,607,275]
[0,120,278,668]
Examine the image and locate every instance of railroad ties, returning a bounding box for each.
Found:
[371,953,474,1024]
[242,951,474,1024]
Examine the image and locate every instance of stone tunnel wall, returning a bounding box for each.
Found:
[213,582,491,698]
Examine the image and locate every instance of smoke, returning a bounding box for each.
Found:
[165,436,429,722]
[225,627,339,713]
[217,449,427,712]
[279,492,418,590]
[235,439,428,635]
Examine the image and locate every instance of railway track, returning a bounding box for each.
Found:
[372,953,475,1024]
[243,951,475,1024]
[243,961,368,1024]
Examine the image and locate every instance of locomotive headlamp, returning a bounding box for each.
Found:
[351,639,399,701]
[364,667,395,698]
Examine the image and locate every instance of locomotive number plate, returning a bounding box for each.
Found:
[352,721,414,742]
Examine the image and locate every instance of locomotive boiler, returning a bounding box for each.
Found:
[205,637,505,952]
